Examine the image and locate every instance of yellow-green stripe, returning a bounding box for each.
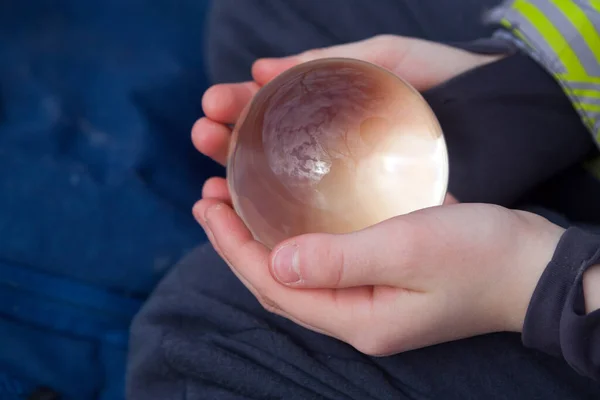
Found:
[589,0,600,15]
[500,17,533,46]
[568,88,600,98]
[513,0,587,77]
[576,102,600,112]
[561,74,600,84]
[550,0,600,67]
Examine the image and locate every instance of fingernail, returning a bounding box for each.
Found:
[273,244,300,284]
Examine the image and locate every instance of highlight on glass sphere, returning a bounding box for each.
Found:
[227,58,448,249]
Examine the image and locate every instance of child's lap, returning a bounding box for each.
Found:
[128,234,600,399]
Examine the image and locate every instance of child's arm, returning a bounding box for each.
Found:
[424,51,595,205]
[424,0,600,206]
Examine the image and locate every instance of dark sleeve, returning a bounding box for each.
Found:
[423,50,596,206]
[523,227,600,380]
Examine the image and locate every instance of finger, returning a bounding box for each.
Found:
[192,198,227,261]
[202,201,350,336]
[201,82,260,124]
[444,193,459,205]
[191,117,231,165]
[202,177,231,204]
[252,39,376,86]
[194,199,270,303]
[269,217,422,289]
[254,36,500,93]
[252,57,303,86]
[194,199,337,338]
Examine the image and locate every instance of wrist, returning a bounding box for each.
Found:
[583,264,600,314]
[503,211,565,333]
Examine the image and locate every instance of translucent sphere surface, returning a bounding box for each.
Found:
[228,58,448,249]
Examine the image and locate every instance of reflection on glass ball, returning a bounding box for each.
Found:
[227,58,448,249]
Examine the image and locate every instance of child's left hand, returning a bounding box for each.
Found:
[193,198,564,355]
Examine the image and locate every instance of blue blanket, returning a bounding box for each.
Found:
[0,1,219,398]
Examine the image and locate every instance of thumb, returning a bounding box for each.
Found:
[269,219,420,289]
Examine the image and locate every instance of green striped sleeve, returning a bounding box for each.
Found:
[488,0,600,146]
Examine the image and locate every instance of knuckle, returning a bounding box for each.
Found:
[305,235,345,286]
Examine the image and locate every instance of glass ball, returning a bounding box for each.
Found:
[227,58,448,249]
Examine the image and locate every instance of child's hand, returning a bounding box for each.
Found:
[193,35,500,203]
[193,199,564,355]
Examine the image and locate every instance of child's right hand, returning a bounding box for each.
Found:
[192,35,501,203]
